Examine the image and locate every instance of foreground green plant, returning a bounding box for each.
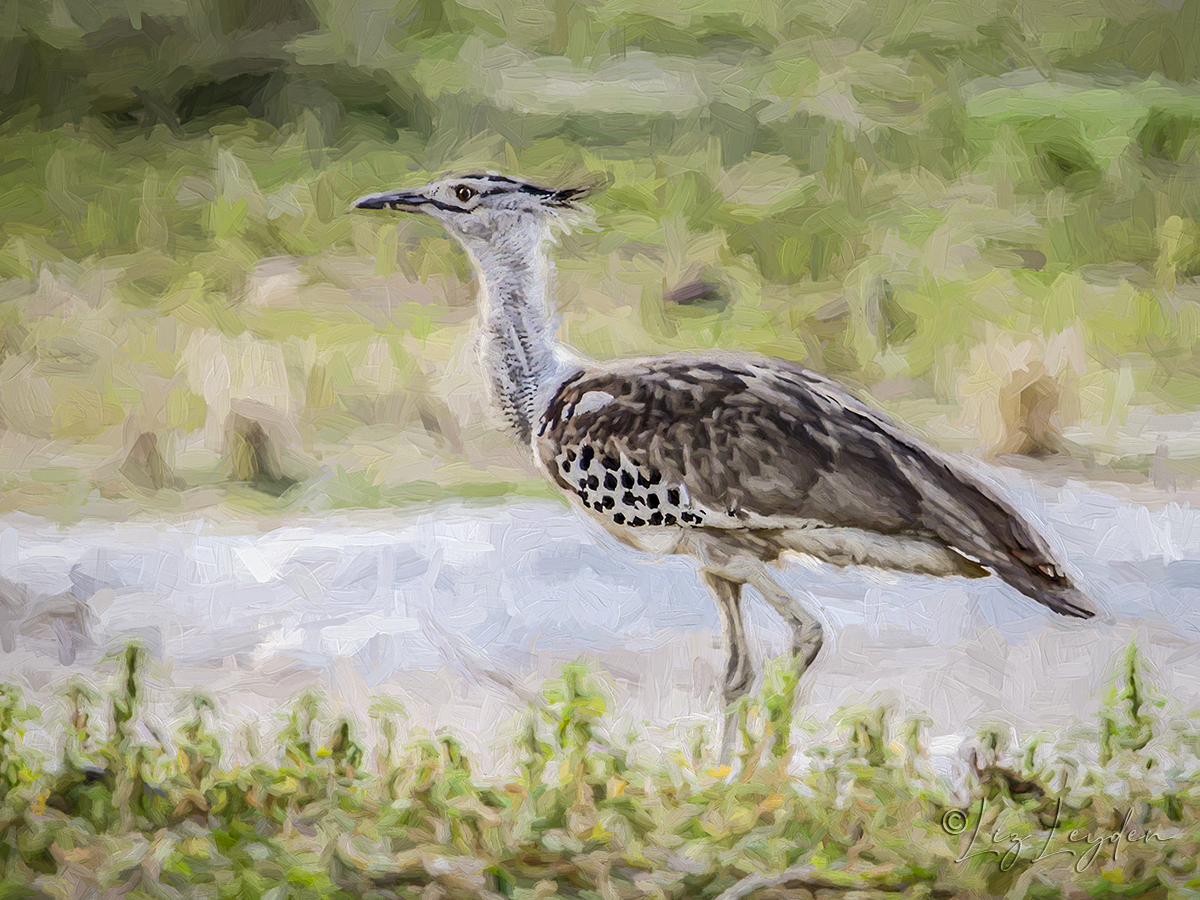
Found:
[0,641,1195,898]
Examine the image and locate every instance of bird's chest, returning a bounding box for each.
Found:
[538,441,727,556]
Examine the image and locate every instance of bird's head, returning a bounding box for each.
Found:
[352,173,597,252]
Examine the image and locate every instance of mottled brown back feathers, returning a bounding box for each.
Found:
[537,353,1094,619]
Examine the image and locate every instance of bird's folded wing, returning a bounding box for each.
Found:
[537,352,1093,618]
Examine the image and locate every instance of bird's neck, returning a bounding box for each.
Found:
[467,230,575,445]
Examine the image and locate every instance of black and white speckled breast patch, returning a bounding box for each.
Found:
[555,443,709,528]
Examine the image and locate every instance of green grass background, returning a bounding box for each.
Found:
[1,0,1199,521]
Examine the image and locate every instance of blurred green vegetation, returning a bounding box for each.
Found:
[0,642,1196,897]
[0,0,1199,519]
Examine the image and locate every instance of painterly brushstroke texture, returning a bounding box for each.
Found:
[0,0,1198,895]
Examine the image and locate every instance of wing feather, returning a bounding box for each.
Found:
[538,353,1094,619]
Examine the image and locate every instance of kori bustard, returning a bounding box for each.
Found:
[354,173,1095,756]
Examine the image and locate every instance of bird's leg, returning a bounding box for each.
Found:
[743,563,825,675]
[700,570,752,764]
[686,536,825,761]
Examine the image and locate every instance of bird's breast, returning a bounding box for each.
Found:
[549,444,714,529]
[541,443,748,556]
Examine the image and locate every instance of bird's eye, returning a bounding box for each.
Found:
[454,185,475,203]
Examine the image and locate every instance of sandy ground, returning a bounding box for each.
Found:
[0,462,1197,776]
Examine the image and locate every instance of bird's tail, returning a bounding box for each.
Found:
[911,455,1095,619]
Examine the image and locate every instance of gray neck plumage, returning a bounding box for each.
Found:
[460,222,575,446]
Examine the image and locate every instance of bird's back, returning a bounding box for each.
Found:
[536,350,1094,619]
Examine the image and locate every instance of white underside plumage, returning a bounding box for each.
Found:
[560,484,981,576]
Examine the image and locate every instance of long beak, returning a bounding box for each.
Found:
[351,189,430,211]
